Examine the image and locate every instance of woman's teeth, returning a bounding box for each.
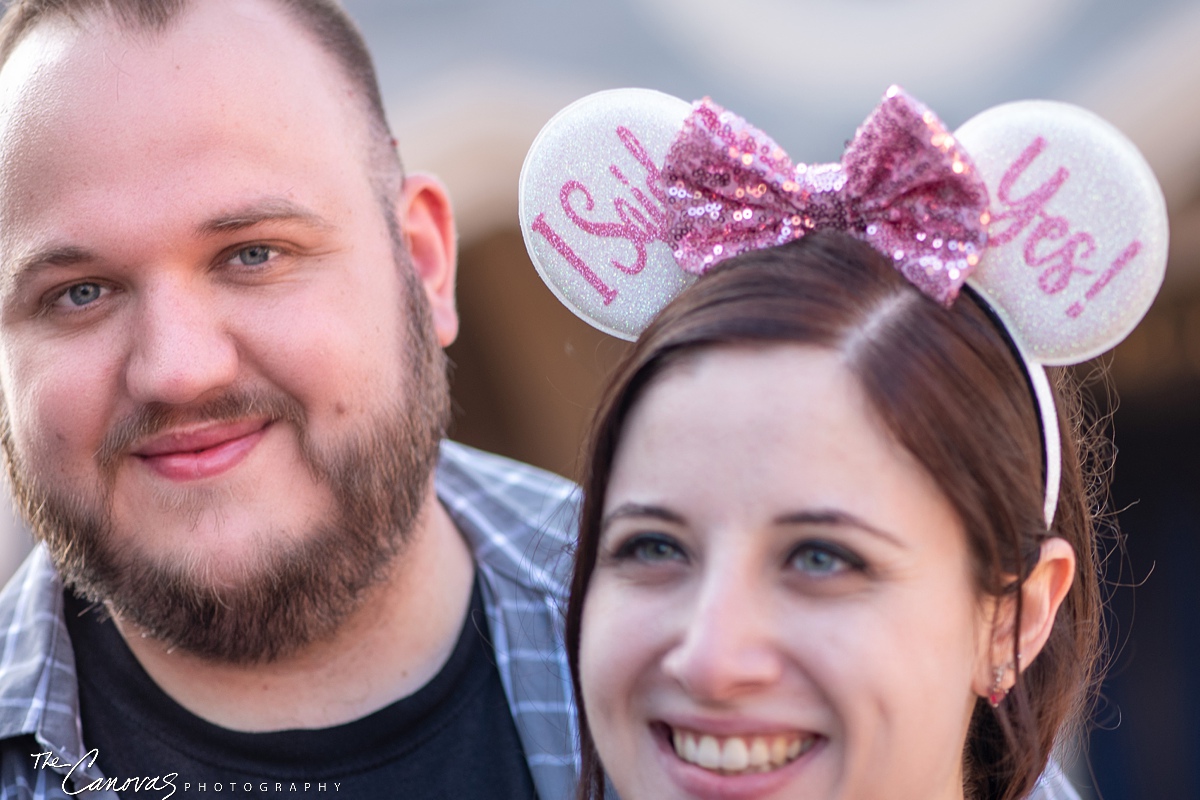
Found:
[670,728,815,774]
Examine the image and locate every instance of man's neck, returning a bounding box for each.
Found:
[113,489,476,732]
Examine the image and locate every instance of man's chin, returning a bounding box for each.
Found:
[78,522,398,665]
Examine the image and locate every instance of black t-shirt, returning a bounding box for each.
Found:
[64,580,537,799]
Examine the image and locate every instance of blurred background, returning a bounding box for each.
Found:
[3,0,1198,796]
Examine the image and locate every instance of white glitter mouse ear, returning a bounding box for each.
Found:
[955,101,1169,365]
[518,88,697,341]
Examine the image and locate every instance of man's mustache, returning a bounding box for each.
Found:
[96,389,307,473]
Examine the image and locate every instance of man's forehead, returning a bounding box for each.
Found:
[0,0,362,144]
[0,0,376,232]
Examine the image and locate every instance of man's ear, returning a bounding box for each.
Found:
[974,537,1076,698]
[396,172,458,347]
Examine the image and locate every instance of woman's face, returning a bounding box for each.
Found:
[581,345,993,800]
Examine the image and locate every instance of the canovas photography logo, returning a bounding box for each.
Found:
[31,750,343,798]
[31,750,178,798]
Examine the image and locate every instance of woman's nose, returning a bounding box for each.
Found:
[661,571,784,702]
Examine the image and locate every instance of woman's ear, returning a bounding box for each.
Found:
[396,172,459,347]
[974,537,1077,700]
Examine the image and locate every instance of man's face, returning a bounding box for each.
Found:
[0,0,457,661]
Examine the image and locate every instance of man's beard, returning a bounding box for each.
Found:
[0,266,450,665]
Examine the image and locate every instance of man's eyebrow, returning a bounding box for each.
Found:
[601,502,687,533]
[774,509,906,548]
[197,199,334,236]
[4,245,97,291]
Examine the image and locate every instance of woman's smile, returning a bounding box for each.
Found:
[665,726,817,773]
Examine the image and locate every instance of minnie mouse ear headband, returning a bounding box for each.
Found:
[518,86,1169,529]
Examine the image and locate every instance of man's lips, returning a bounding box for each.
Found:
[131,419,271,481]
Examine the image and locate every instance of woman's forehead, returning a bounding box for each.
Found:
[607,344,957,538]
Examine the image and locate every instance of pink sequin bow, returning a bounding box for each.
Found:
[661,86,990,306]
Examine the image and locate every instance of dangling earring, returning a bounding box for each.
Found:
[988,654,1023,707]
[988,665,1008,707]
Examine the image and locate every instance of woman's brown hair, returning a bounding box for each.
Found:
[565,231,1106,800]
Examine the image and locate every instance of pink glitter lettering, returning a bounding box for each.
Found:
[1065,240,1142,319]
[616,127,670,208]
[989,136,1137,312]
[558,127,669,276]
[988,137,1069,248]
[610,165,666,230]
[1086,240,1141,300]
[561,181,655,274]
[530,213,618,305]
[1023,215,1096,294]
[531,127,672,304]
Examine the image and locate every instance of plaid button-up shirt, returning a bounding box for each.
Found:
[0,441,581,800]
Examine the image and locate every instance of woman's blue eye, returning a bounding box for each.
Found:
[635,538,681,561]
[617,534,685,564]
[234,245,274,266]
[65,283,103,307]
[789,543,856,576]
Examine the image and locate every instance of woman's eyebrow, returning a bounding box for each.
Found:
[601,502,687,532]
[774,509,906,548]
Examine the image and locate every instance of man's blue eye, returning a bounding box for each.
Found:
[66,283,103,307]
[235,245,274,266]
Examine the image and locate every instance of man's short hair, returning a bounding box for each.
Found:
[0,0,402,186]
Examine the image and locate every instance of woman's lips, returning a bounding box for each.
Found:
[132,419,270,481]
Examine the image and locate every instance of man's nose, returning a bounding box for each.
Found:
[124,278,239,406]
[661,568,784,702]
